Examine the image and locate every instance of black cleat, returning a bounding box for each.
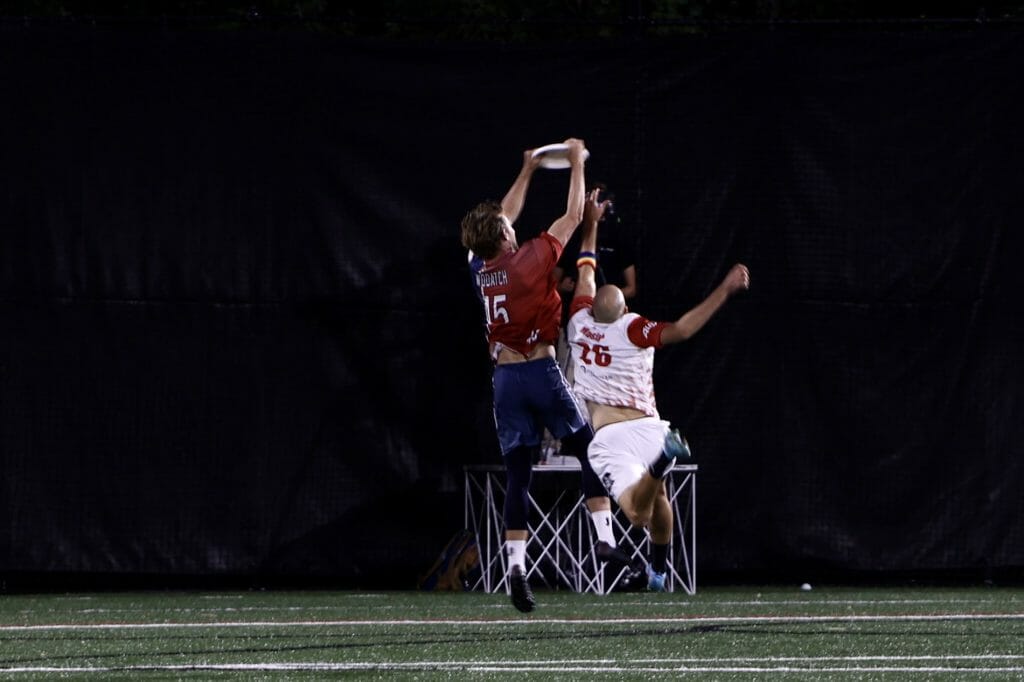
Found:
[611,560,648,592]
[597,543,647,593]
[594,540,633,567]
[508,565,535,613]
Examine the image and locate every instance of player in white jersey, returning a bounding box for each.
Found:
[567,190,750,590]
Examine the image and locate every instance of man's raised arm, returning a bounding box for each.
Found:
[660,264,751,345]
[500,149,541,224]
[573,188,610,300]
[546,138,588,246]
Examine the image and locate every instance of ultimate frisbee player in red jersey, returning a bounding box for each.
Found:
[461,139,625,612]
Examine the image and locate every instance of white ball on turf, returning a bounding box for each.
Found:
[800,583,813,591]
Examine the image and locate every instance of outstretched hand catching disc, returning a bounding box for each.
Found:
[531,143,590,169]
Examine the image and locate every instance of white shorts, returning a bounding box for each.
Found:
[588,417,671,503]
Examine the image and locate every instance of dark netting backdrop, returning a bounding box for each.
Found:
[1,25,1022,586]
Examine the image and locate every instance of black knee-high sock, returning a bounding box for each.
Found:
[503,445,537,530]
[648,448,674,480]
[651,543,669,574]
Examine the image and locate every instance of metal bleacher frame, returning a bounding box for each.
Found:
[464,462,697,595]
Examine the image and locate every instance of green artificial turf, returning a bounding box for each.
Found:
[1,586,1023,679]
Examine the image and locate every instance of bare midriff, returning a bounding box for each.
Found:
[494,342,556,365]
[587,402,648,432]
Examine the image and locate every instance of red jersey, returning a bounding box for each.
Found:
[476,232,563,359]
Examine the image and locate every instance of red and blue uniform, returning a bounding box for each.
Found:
[475,233,589,456]
[470,231,605,533]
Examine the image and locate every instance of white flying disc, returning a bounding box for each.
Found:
[531,143,590,169]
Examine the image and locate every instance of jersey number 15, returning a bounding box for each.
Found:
[483,294,509,325]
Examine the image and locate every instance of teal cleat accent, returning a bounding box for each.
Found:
[663,429,691,460]
[647,565,667,592]
[650,429,690,480]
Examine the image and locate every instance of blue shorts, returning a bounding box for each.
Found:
[492,357,588,455]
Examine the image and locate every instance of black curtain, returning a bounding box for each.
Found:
[2,26,1022,585]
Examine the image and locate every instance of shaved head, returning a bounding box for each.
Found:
[593,285,626,323]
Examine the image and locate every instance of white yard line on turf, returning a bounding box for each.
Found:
[634,655,1024,662]
[23,598,1010,615]
[583,598,1015,608]
[3,662,1024,675]
[470,666,1024,674]
[2,612,1024,631]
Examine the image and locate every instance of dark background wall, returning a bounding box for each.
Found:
[2,20,1022,588]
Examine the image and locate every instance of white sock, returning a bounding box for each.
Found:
[591,510,616,546]
[506,539,527,571]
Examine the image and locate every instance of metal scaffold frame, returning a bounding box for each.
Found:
[464,463,697,595]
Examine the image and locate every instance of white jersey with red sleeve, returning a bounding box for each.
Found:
[566,295,672,418]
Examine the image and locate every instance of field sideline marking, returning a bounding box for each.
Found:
[2,612,1024,632]
[16,598,1010,615]
[636,655,1024,662]
[3,662,1024,674]
[586,598,1020,607]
